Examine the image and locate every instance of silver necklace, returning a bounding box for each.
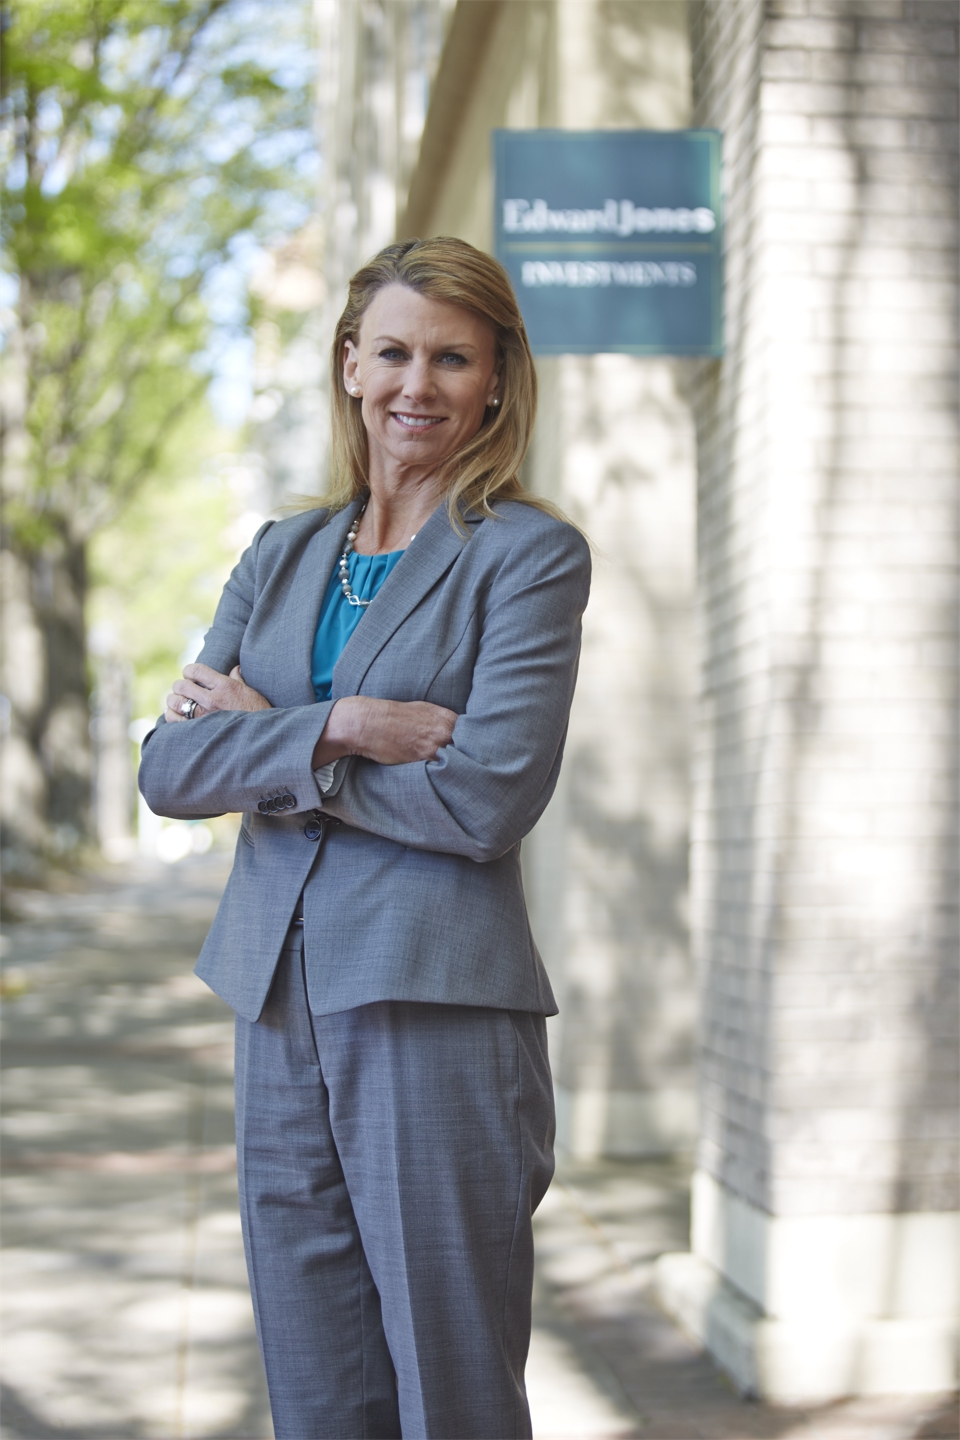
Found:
[338,504,371,607]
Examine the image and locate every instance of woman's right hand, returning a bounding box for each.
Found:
[313,696,457,768]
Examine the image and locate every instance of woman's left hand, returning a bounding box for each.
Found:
[165,664,272,723]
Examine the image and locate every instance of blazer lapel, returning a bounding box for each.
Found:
[281,499,363,706]
[331,503,471,699]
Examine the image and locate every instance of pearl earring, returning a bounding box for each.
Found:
[351,386,362,397]
[491,398,501,408]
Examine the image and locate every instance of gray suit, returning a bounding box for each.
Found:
[138,496,591,1440]
[139,496,591,1022]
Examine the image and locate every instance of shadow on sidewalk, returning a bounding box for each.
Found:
[532,1159,958,1440]
[1,856,956,1440]
[1,856,271,1440]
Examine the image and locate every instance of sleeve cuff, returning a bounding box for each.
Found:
[313,762,337,796]
[313,755,351,803]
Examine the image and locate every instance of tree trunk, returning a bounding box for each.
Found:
[92,654,135,861]
[0,528,92,865]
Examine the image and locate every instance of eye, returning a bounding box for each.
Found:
[439,352,468,366]
[378,347,407,361]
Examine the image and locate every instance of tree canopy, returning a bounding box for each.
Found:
[1,0,316,549]
[0,0,317,859]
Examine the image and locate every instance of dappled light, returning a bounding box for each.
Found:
[3,857,955,1437]
[2,0,957,1429]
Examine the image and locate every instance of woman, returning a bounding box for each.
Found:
[139,236,591,1440]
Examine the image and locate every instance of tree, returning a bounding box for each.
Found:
[0,0,315,864]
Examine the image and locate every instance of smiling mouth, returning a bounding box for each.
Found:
[392,413,445,430]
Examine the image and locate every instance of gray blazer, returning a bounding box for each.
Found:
[138,497,591,1022]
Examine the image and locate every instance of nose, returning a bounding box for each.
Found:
[402,357,437,403]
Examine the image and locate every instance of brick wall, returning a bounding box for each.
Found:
[689,0,959,1217]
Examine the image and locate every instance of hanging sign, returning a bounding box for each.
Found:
[494,129,723,356]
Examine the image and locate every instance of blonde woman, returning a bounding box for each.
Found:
[140,237,591,1440]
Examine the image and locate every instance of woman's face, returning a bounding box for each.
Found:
[343,284,500,484]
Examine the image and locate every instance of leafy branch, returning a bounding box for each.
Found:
[2,0,316,551]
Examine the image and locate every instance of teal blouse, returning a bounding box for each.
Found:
[311,549,404,702]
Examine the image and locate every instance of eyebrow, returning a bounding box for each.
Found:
[370,334,479,352]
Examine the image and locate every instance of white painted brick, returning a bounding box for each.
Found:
[762,47,811,80]
[840,277,958,310]
[904,119,960,153]
[864,146,960,182]
[692,0,958,1221]
[906,52,960,88]
[767,0,811,17]
[835,114,911,147]
[860,20,958,54]
[849,50,911,85]
[811,0,904,15]
[861,210,957,247]
[910,179,960,216]
[807,49,855,83]
[761,143,858,181]
[910,249,960,281]
[761,79,853,114]
[770,1174,959,1216]
[918,439,960,470]
[762,240,822,275]
[773,1140,958,1182]
[759,111,814,144]
[811,243,911,277]
[859,82,959,119]
[766,16,857,49]
[839,306,957,345]
[905,0,960,19]
[809,175,863,209]
[831,371,956,407]
[762,208,861,244]
[760,176,817,210]
[856,176,916,212]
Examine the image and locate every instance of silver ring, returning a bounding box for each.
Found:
[180,699,198,719]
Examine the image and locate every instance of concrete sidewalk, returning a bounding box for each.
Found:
[1,855,956,1440]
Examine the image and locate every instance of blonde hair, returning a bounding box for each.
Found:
[313,237,565,530]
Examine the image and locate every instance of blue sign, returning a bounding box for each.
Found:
[494,129,723,356]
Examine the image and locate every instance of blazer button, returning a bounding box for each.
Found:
[257,800,269,814]
[304,816,324,841]
[282,793,296,808]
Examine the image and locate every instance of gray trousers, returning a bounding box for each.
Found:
[234,932,555,1440]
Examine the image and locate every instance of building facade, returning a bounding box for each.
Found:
[659,0,960,1400]
[310,0,959,1401]
[400,0,702,1164]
